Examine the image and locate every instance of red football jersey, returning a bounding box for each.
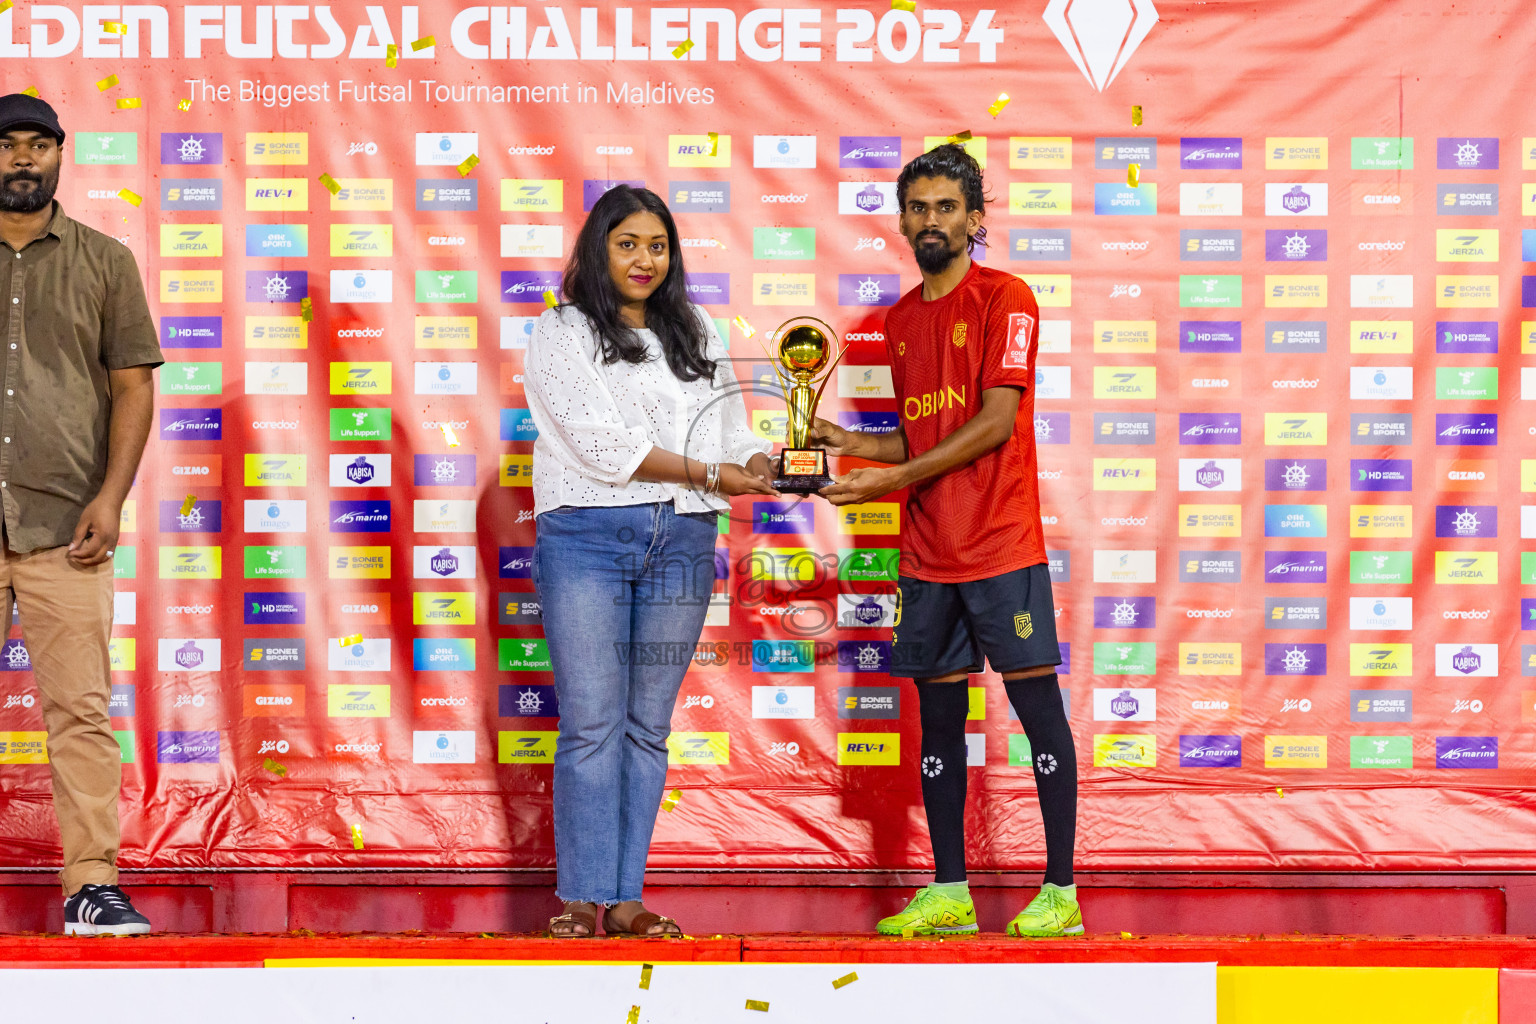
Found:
[883,262,1044,582]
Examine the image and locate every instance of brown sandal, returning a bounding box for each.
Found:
[603,903,682,938]
[548,901,598,938]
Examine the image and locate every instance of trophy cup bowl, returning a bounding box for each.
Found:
[765,317,846,494]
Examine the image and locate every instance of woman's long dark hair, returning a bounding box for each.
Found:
[561,185,717,382]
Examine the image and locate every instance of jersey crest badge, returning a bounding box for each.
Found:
[951,322,968,348]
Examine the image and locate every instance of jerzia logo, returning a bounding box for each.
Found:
[1044,0,1159,92]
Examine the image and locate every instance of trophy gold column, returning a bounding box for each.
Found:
[756,316,848,494]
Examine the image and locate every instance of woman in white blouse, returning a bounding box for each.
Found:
[524,185,775,938]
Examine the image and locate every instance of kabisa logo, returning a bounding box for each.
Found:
[429,548,460,577]
[1043,0,1158,92]
[348,457,374,484]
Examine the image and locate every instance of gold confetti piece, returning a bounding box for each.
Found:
[350,823,365,850]
[318,172,341,195]
[115,97,141,110]
[1127,162,1140,188]
[386,43,398,68]
[117,188,141,207]
[180,494,196,515]
[732,315,756,339]
[440,423,461,448]
[707,131,719,156]
[892,0,917,10]
[987,92,1011,117]
[177,98,191,112]
[263,757,287,777]
[901,926,915,938]
[1132,104,1143,126]
[946,129,972,145]
[1121,931,1134,939]
[21,86,39,98]
[410,35,434,51]
[457,153,479,177]
[0,2,14,14]
[1277,787,1284,798]
[639,964,653,989]
[340,633,363,647]
[300,297,314,323]
[103,20,126,34]
[660,787,682,812]
[832,972,858,989]
[96,74,120,92]
[542,289,558,308]
[625,1007,640,1024]
[672,38,694,58]
[745,1000,770,1013]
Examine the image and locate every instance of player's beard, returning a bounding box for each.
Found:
[911,229,962,274]
[0,167,59,214]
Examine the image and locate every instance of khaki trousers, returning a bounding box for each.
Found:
[0,543,119,895]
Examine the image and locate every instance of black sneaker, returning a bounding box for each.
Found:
[63,884,152,936]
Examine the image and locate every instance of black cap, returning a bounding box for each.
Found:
[0,94,65,145]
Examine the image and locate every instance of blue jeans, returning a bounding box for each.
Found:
[532,502,717,904]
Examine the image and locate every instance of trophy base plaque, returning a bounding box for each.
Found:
[773,448,833,494]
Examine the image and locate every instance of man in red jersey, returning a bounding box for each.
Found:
[813,143,1081,938]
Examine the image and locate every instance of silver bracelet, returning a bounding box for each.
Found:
[706,462,721,494]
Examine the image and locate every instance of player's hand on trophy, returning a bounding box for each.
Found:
[819,466,903,506]
[807,417,857,458]
[719,462,781,497]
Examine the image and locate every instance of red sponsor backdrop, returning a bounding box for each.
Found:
[0,0,1533,873]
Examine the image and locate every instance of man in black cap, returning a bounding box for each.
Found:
[0,93,161,934]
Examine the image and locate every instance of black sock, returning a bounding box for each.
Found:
[914,681,970,884]
[1004,673,1077,887]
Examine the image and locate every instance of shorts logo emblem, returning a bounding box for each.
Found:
[1014,611,1033,639]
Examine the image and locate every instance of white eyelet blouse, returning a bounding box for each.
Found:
[524,303,771,516]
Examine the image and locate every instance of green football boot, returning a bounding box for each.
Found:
[1006,883,1084,937]
[876,885,979,936]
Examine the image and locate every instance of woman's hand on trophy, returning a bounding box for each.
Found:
[819,466,904,506]
[745,452,777,490]
[807,417,857,458]
[719,462,781,497]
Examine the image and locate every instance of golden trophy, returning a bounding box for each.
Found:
[757,316,849,494]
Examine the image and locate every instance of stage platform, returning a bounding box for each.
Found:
[0,931,1534,968]
[0,932,1528,1022]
